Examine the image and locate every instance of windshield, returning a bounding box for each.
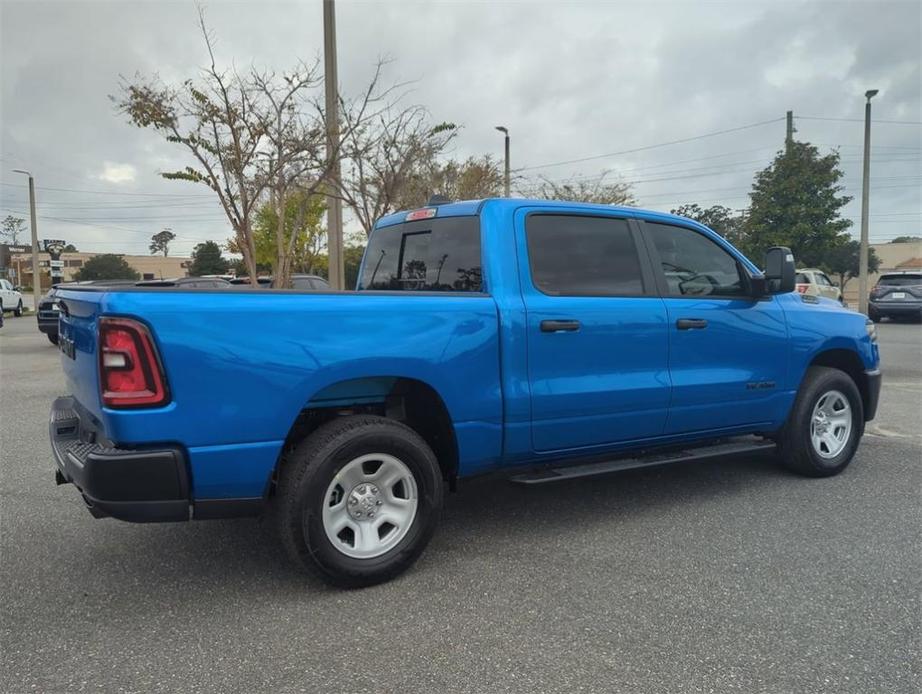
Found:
[359,216,482,292]
[878,274,922,286]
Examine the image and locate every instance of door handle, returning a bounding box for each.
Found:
[540,319,581,333]
[676,318,708,330]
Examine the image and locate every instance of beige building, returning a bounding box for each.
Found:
[8,251,189,290]
[841,241,922,304]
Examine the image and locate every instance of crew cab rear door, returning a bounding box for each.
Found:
[515,209,670,453]
[639,220,789,435]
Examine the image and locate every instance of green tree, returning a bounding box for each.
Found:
[890,236,921,244]
[531,171,634,206]
[149,229,176,257]
[73,255,140,281]
[743,141,852,266]
[1,215,26,245]
[63,243,78,252]
[395,155,505,213]
[823,240,881,291]
[189,241,228,276]
[670,204,746,247]
[244,191,327,282]
[343,245,366,289]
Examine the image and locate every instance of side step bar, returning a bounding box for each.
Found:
[509,437,777,485]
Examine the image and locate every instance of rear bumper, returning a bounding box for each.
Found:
[864,368,882,422]
[50,396,265,522]
[869,300,922,316]
[50,396,190,522]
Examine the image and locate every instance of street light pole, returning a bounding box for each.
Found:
[495,126,510,197]
[323,0,345,290]
[13,169,41,313]
[858,89,879,316]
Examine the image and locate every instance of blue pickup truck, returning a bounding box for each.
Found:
[50,198,881,586]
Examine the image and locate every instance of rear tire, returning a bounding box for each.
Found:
[274,415,444,588]
[778,366,864,477]
[47,333,59,345]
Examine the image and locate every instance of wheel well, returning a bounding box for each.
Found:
[809,349,871,416]
[279,377,459,490]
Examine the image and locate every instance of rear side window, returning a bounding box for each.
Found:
[795,273,810,284]
[648,222,745,297]
[525,215,645,296]
[879,274,922,286]
[359,217,482,292]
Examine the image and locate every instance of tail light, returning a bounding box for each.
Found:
[796,284,808,294]
[98,317,169,408]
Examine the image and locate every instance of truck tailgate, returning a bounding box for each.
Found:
[56,289,105,425]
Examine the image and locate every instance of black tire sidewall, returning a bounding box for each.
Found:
[788,368,864,475]
[290,421,442,585]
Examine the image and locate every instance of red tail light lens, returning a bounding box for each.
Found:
[99,318,169,408]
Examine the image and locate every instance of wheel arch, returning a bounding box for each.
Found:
[807,348,873,420]
[278,376,460,490]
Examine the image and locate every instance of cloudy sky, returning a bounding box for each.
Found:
[1,0,920,257]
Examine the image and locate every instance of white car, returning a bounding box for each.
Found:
[795,268,845,305]
[0,279,24,316]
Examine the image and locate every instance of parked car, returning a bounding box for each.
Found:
[291,274,330,290]
[868,272,922,322]
[49,198,880,587]
[229,276,273,288]
[795,268,845,305]
[228,275,330,289]
[37,285,63,344]
[135,277,232,289]
[0,278,24,316]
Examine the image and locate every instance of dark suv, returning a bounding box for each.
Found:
[868,272,922,322]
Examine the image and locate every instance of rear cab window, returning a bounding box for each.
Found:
[359,216,483,292]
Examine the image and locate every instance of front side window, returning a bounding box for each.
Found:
[525,215,645,296]
[647,223,745,297]
[359,216,482,292]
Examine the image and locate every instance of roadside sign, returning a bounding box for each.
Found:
[49,260,64,268]
[42,239,66,251]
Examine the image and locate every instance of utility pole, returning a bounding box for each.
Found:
[858,90,879,316]
[323,0,345,289]
[495,126,510,197]
[13,169,40,312]
[785,111,794,150]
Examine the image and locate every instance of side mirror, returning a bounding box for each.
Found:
[13,286,22,292]
[763,246,795,294]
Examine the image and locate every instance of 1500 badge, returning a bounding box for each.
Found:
[746,381,776,390]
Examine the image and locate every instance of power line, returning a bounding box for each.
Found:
[797,116,922,125]
[515,117,786,172]
[0,182,212,198]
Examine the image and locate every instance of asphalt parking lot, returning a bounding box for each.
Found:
[1,315,920,694]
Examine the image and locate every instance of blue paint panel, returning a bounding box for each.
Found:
[188,440,283,499]
[660,295,791,434]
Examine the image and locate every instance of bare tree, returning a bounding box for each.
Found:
[528,171,635,205]
[1,215,26,245]
[338,102,458,235]
[115,9,395,287]
[393,155,504,213]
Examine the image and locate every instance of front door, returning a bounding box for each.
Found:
[517,210,670,453]
[641,221,790,435]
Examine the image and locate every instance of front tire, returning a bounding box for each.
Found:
[13,300,23,317]
[778,366,864,477]
[275,415,444,587]
[47,333,59,345]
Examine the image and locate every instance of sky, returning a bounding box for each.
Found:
[1,0,920,258]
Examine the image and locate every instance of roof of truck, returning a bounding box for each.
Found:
[374,197,703,230]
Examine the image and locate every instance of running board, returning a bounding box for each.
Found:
[509,437,777,485]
